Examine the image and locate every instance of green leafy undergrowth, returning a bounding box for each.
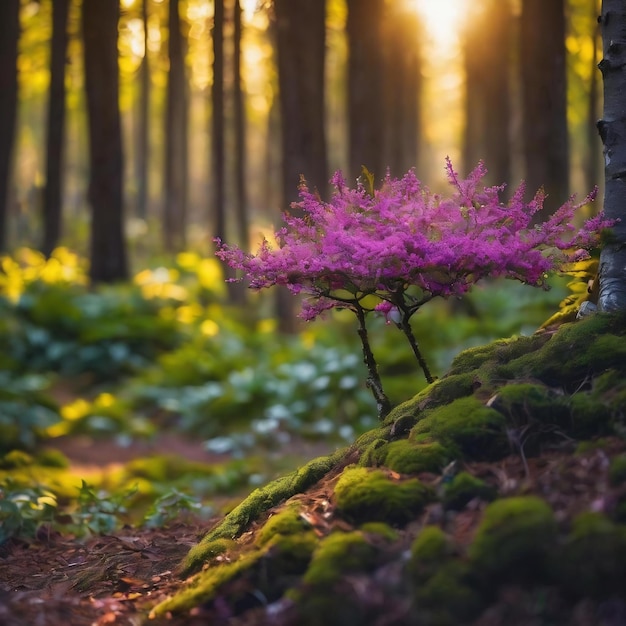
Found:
[154,313,626,624]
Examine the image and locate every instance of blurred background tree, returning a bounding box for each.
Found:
[2,0,604,321]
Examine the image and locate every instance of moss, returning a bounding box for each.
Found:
[500,314,626,387]
[303,531,378,587]
[353,426,392,450]
[409,525,450,581]
[558,512,626,598]
[468,496,558,584]
[381,439,449,474]
[381,373,477,431]
[181,448,346,575]
[180,538,236,574]
[334,466,433,525]
[357,438,387,468]
[411,397,508,461]
[156,533,317,618]
[443,471,496,511]
[609,454,626,486]
[153,549,263,617]
[359,522,398,542]
[448,335,547,376]
[257,504,310,547]
[413,563,483,625]
[409,526,482,623]
[568,392,612,439]
[491,383,569,427]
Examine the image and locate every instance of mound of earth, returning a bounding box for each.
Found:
[151,312,626,625]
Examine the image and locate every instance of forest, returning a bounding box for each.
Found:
[2,0,626,624]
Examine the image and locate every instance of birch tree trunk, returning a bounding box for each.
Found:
[597,0,626,311]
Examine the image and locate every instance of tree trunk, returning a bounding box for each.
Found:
[520,0,569,220]
[212,0,226,245]
[597,0,626,312]
[274,0,328,201]
[0,0,20,252]
[274,0,328,331]
[585,1,602,195]
[233,0,247,249]
[463,0,512,187]
[346,0,385,182]
[82,0,128,282]
[383,5,421,175]
[136,0,150,221]
[43,0,70,256]
[164,0,188,252]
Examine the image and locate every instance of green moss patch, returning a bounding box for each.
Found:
[557,512,626,599]
[181,448,346,575]
[443,471,496,510]
[409,526,481,623]
[379,439,449,474]
[302,531,378,587]
[468,496,558,585]
[499,314,626,387]
[257,503,310,546]
[334,467,433,524]
[411,397,508,461]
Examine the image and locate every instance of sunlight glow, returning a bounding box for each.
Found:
[414,0,471,48]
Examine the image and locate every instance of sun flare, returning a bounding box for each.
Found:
[413,0,471,48]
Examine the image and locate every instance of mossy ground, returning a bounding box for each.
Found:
[153,313,626,624]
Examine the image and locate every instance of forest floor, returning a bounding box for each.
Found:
[0,434,337,626]
[1,434,625,626]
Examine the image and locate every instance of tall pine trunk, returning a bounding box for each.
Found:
[82,0,128,282]
[597,0,626,311]
[163,0,188,252]
[136,0,150,221]
[520,0,569,220]
[383,5,421,175]
[43,0,70,256]
[346,0,385,182]
[0,0,20,252]
[212,0,225,246]
[274,0,328,331]
[233,0,247,250]
[463,0,512,187]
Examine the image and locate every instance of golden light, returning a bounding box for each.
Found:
[413,0,471,48]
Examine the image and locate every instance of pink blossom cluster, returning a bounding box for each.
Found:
[216,160,610,322]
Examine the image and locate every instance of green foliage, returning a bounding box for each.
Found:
[0,480,58,543]
[143,488,214,528]
[72,480,134,536]
[0,372,60,452]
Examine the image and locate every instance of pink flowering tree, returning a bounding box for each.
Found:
[217,160,610,418]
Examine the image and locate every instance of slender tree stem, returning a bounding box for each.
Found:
[354,305,391,419]
[398,315,435,384]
